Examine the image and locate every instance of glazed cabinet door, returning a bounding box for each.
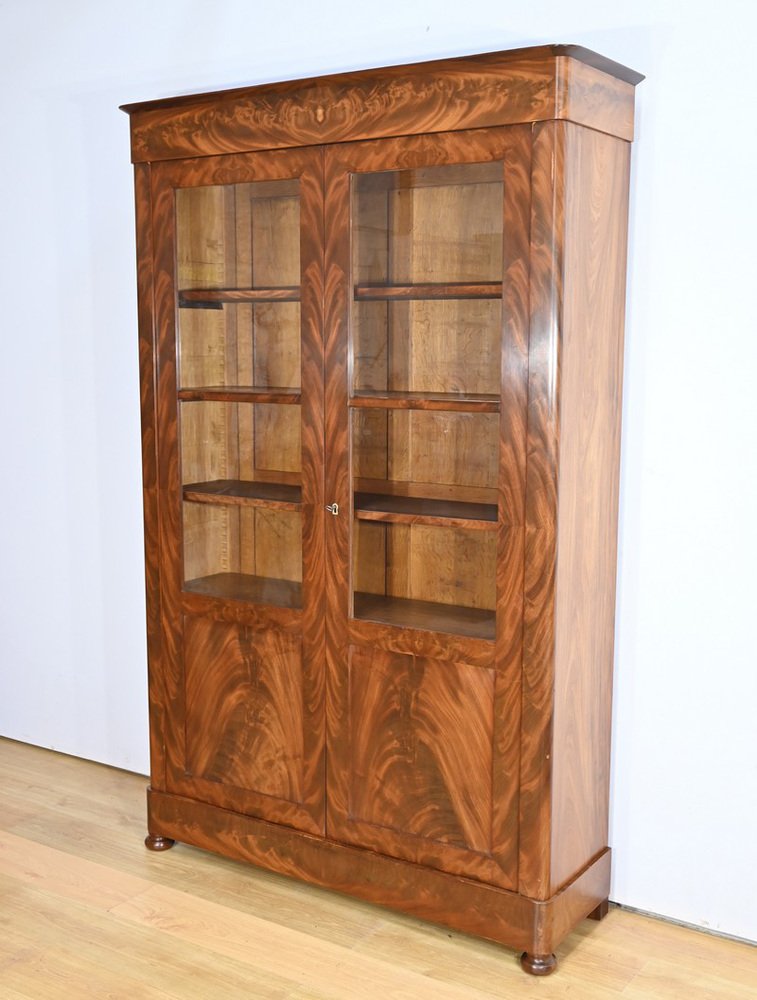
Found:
[147,148,326,834]
[323,127,531,887]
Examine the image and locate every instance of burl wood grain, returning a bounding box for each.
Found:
[121,46,640,162]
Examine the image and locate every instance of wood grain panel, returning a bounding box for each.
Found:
[297,146,328,833]
[518,120,565,901]
[167,616,320,835]
[549,124,631,893]
[151,163,186,800]
[491,125,532,885]
[346,647,494,854]
[347,616,494,667]
[133,162,166,790]
[184,617,304,800]
[122,46,641,162]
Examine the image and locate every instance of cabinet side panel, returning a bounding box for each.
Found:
[134,163,166,789]
[549,123,631,892]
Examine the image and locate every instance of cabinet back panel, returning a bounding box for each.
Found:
[180,402,301,482]
[177,182,301,390]
[353,521,496,611]
[183,504,302,583]
[352,166,503,398]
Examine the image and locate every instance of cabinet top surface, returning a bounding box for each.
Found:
[121,44,643,162]
[120,45,643,116]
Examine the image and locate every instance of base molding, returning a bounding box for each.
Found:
[147,787,610,957]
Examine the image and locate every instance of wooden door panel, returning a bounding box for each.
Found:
[150,146,326,835]
[348,646,493,852]
[183,617,304,799]
[327,644,512,886]
[166,614,322,834]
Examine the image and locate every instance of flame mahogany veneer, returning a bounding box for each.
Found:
[123,45,642,978]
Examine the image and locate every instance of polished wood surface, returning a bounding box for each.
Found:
[121,45,640,163]
[177,386,301,403]
[350,390,500,412]
[133,162,166,790]
[127,45,642,977]
[324,126,530,893]
[354,492,497,529]
[517,119,565,901]
[354,281,502,300]
[179,286,300,304]
[183,479,302,509]
[144,146,327,836]
[549,122,631,893]
[3,740,754,1000]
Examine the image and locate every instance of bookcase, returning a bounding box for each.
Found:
[122,44,642,975]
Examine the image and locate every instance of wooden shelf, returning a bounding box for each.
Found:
[178,386,301,404]
[354,282,502,301]
[184,480,302,510]
[350,390,499,413]
[184,572,302,609]
[354,492,497,530]
[179,287,300,308]
[353,592,495,640]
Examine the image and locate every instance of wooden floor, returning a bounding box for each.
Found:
[0,738,754,999]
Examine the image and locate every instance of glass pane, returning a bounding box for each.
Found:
[180,400,301,606]
[351,162,503,397]
[351,407,498,637]
[176,180,301,389]
[183,505,302,606]
[353,522,495,639]
[349,160,504,637]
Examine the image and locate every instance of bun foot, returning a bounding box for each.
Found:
[520,952,557,976]
[145,834,175,851]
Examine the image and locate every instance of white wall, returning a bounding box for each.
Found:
[1,0,755,943]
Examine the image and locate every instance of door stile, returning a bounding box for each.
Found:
[298,147,328,829]
[134,161,168,792]
[491,125,532,882]
[323,145,354,839]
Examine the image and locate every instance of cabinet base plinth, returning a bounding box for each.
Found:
[520,952,557,976]
[145,786,611,964]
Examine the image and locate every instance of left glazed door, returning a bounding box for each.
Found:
[147,148,326,835]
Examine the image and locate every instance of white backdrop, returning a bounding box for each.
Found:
[1,0,755,942]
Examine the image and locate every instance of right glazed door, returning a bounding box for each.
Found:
[324,126,531,889]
